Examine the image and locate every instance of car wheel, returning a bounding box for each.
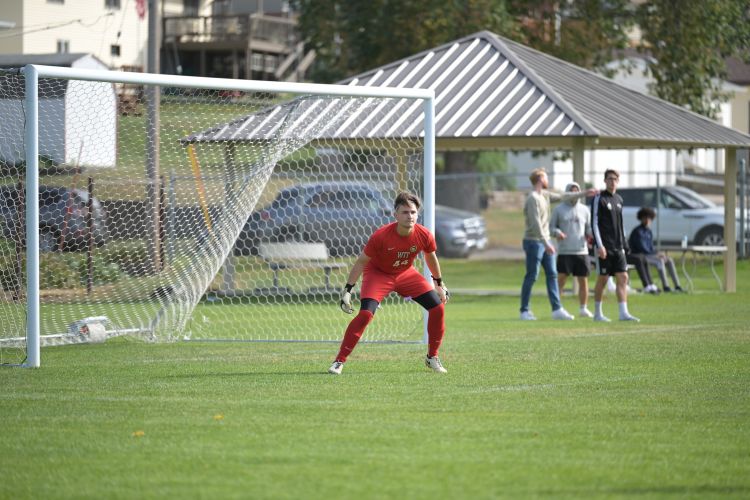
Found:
[39,229,59,252]
[695,226,724,247]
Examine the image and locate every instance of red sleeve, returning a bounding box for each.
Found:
[363,227,383,258]
[421,225,437,253]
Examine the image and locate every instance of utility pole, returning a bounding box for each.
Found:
[740,159,747,259]
[146,0,162,273]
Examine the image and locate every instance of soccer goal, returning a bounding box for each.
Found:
[0,65,434,367]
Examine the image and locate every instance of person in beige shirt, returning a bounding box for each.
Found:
[520,168,596,320]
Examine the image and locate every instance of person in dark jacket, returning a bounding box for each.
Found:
[629,207,684,292]
[591,169,640,322]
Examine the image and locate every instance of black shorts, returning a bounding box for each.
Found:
[597,248,628,276]
[556,254,590,277]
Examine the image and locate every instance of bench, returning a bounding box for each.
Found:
[662,245,728,292]
[258,242,345,293]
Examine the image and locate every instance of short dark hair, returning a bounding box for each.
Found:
[637,206,656,221]
[394,192,421,211]
[604,169,619,180]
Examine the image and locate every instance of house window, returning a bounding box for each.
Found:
[56,40,69,54]
[183,0,199,16]
[105,0,121,9]
[264,54,277,72]
[250,53,264,72]
[110,44,121,57]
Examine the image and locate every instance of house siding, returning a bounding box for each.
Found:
[1,0,151,69]
[0,0,24,54]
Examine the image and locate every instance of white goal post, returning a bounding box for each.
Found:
[1,64,435,367]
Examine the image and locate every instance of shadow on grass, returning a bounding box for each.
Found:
[542,485,749,496]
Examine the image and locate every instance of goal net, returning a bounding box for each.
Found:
[0,66,434,366]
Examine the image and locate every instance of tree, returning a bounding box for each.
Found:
[507,0,633,73]
[636,0,750,118]
[295,1,636,81]
[294,0,516,83]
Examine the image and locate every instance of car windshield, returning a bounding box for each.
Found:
[670,187,716,209]
[270,188,299,210]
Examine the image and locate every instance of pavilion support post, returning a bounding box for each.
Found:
[572,138,585,187]
[568,138,585,297]
[724,148,737,292]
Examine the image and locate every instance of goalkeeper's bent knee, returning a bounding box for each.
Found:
[360,298,379,314]
[414,290,441,310]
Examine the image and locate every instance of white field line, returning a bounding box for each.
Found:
[559,323,718,339]
[464,375,647,394]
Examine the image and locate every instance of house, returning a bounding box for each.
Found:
[162,0,312,81]
[0,53,117,168]
[0,0,309,81]
[0,0,147,70]
[726,56,750,158]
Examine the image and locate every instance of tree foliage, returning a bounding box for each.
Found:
[294,0,516,83]
[507,0,633,73]
[636,0,750,118]
[294,1,636,82]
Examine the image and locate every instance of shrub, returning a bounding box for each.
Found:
[77,259,122,286]
[39,254,81,289]
[2,251,124,291]
[97,240,151,277]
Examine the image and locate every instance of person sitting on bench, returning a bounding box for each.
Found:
[628,207,684,293]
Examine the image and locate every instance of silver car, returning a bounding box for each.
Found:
[434,205,488,258]
[617,185,750,247]
[234,181,488,259]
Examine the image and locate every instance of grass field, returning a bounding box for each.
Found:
[1,260,749,499]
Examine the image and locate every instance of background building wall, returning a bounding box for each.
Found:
[0,0,149,69]
[0,1,23,53]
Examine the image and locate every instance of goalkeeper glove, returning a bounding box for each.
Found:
[432,275,450,304]
[340,283,355,314]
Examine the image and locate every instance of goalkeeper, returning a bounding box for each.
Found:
[328,192,449,375]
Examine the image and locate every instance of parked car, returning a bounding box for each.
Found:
[616,185,749,247]
[0,185,108,251]
[234,181,488,258]
[435,204,488,258]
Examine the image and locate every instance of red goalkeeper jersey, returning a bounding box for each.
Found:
[363,222,436,275]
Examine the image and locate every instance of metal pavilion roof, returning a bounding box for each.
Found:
[187,31,750,150]
[336,31,589,142]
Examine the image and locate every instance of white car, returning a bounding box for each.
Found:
[616,186,750,247]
